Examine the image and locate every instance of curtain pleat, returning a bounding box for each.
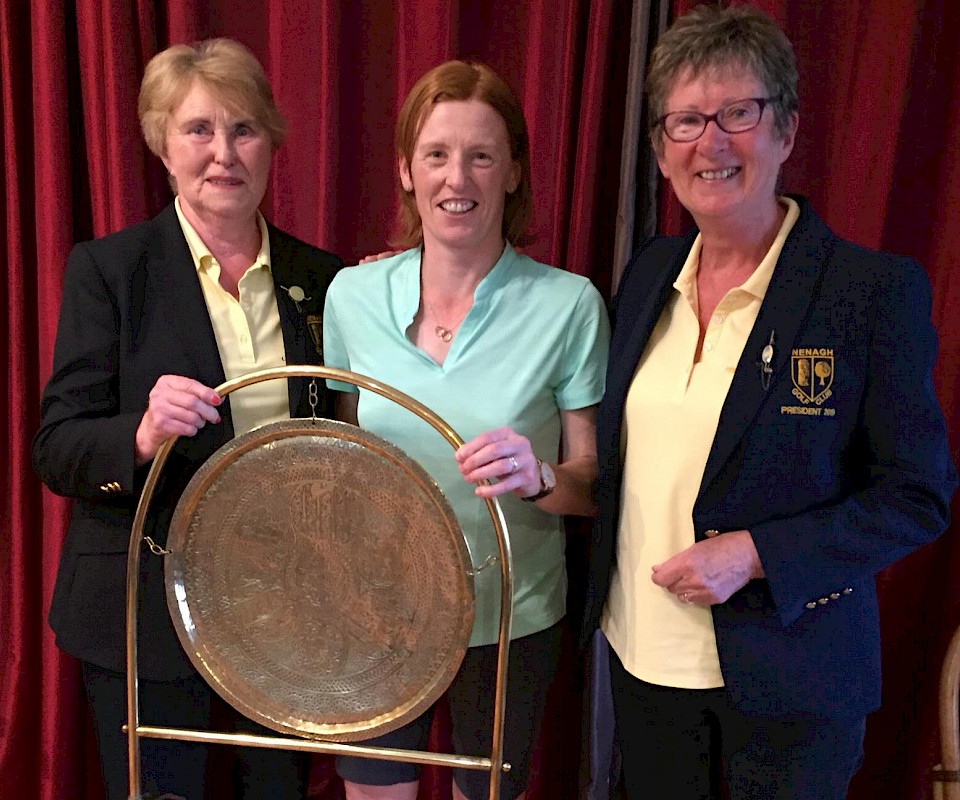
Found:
[3,1,104,798]
[564,0,618,280]
[76,1,150,233]
[610,0,667,294]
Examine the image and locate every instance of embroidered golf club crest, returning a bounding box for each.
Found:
[791,348,834,405]
[307,315,323,360]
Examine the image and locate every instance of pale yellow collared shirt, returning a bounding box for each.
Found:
[602,197,800,689]
[174,196,288,436]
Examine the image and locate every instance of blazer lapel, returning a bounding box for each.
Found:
[606,236,692,422]
[268,225,313,416]
[699,201,834,497]
[150,205,227,390]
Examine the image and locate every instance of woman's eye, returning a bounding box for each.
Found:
[189,124,210,136]
[235,123,254,137]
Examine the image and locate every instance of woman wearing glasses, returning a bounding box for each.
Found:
[584,6,956,799]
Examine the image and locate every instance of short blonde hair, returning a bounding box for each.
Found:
[138,38,286,158]
[394,60,532,248]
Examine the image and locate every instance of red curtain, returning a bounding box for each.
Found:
[4,1,960,799]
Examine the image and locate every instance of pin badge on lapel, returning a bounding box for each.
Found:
[282,285,311,314]
[758,329,776,391]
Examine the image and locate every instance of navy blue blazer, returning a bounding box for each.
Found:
[33,204,343,680]
[584,196,956,720]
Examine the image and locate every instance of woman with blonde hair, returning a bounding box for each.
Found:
[33,38,343,799]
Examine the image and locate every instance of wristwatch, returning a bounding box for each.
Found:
[522,459,556,502]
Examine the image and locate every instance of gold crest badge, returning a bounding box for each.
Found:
[307,314,323,360]
[791,348,834,405]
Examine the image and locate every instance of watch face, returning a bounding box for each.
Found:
[540,461,557,490]
[522,459,557,502]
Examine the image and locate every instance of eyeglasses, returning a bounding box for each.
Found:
[654,96,781,143]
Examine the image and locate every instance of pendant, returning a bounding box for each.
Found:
[435,325,453,343]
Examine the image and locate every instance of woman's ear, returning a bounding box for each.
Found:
[777,111,799,163]
[507,160,521,194]
[399,157,413,192]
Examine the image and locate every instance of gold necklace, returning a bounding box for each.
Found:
[425,298,471,343]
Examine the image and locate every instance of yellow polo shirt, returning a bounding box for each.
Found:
[174,197,289,436]
[602,197,799,688]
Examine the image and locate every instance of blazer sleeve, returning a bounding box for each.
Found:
[32,241,143,500]
[751,256,957,627]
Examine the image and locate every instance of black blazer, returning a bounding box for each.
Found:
[584,196,956,720]
[33,203,343,680]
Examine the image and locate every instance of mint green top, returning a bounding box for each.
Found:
[323,243,609,646]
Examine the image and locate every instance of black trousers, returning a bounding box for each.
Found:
[609,650,865,800]
[82,661,307,800]
[336,621,563,800]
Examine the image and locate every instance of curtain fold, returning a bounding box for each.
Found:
[610,0,668,294]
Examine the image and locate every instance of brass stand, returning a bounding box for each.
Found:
[933,624,960,800]
[126,366,514,800]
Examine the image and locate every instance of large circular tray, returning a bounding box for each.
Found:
[165,418,474,742]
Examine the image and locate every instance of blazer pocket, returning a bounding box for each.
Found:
[65,552,128,640]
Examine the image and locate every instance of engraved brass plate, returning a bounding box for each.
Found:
[165,418,474,742]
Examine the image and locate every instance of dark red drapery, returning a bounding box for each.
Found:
[3,1,959,799]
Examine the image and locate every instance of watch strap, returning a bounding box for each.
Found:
[522,459,555,502]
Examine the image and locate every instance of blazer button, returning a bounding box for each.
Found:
[830,592,841,600]
[805,601,817,609]
[704,529,720,538]
[842,588,854,595]
[818,597,829,605]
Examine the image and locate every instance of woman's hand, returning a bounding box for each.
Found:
[134,374,222,465]
[455,426,540,498]
[456,407,599,516]
[357,250,402,265]
[651,530,765,606]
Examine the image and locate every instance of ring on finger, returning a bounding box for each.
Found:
[680,592,691,604]
[508,456,519,474]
